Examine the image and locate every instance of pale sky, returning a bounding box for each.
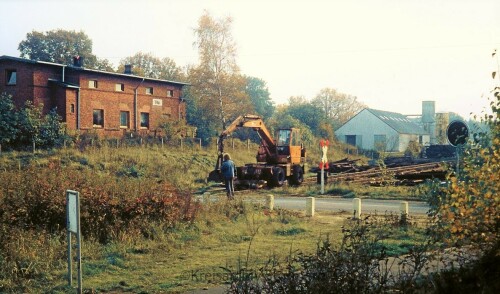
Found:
[1,0,499,119]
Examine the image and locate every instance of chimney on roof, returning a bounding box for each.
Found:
[73,56,83,67]
[124,64,132,74]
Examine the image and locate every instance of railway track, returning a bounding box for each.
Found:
[305,162,450,186]
[201,161,450,195]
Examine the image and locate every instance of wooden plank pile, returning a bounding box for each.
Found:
[423,145,456,159]
[325,162,449,186]
[310,158,373,174]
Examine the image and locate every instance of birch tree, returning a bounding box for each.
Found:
[188,11,252,139]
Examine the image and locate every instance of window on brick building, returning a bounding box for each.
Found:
[140,112,149,128]
[115,83,125,92]
[93,109,104,127]
[89,80,98,88]
[70,104,75,113]
[146,87,153,95]
[167,90,173,97]
[120,111,130,128]
[6,70,16,85]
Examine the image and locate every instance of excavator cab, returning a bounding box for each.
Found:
[275,128,304,164]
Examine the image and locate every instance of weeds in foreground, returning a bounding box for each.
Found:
[225,214,442,294]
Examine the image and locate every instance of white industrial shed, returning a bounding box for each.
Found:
[335,108,430,152]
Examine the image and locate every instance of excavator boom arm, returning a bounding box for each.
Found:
[221,115,274,147]
[215,115,275,170]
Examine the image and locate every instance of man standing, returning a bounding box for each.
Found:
[220,153,236,199]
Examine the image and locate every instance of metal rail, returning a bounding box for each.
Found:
[304,162,450,185]
[201,162,451,195]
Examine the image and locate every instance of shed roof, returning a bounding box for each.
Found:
[0,55,189,86]
[367,108,428,135]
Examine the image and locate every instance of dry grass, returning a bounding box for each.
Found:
[0,142,429,293]
[66,204,348,293]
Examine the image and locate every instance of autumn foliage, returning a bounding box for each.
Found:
[428,60,500,249]
[0,159,198,244]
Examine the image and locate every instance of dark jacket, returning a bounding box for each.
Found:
[221,160,236,178]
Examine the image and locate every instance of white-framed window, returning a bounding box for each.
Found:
[140,112,149,128]
[146,87,153,95]
[6,69,16,85]
[93,109,104,127]
[115,83,124,92]
[120,111,130,128]
[88,80,98,88]
[167,90,173,97]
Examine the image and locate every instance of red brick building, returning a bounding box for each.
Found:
[0,55,188,138]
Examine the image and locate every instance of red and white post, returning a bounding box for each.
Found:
[319,139,329,195]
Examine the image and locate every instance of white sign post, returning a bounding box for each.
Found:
[66,190,82,294]
[319,139,329,195]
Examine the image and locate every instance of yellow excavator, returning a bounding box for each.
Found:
[207,114,306,188]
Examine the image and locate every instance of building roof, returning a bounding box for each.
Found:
[366,108,428,135]
[0,55,189,86]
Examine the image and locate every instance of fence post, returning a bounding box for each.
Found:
[306,197,315,217]
[266,194,274,211]
[353,198,361,219]
[400,201,409,224]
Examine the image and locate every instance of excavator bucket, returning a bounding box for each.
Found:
[207,151,224,183]
[207,169,223,183]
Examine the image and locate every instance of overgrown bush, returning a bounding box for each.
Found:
[423,51,500,292]
[0,93,67,151]
[0,157,200,291]
[0,159,199,243]
[225,216,434,293]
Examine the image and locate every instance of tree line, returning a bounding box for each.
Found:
[12,11,365,146]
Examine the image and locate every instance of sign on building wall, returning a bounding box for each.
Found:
[153,99,163,106]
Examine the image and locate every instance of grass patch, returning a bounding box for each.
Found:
[0,146,434,293]
[275,227,307,236]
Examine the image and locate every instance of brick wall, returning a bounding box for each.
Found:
[0,56,187,138]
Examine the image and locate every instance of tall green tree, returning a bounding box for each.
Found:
[188,11,253,141]
[18,29,113,70]
[311,88,365,129]
[245,76,275,120]
[285,96,323,135]
[118,52,185,81]
[276,96,328,139]
[267,108,314,145]
[0,93,19,149]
